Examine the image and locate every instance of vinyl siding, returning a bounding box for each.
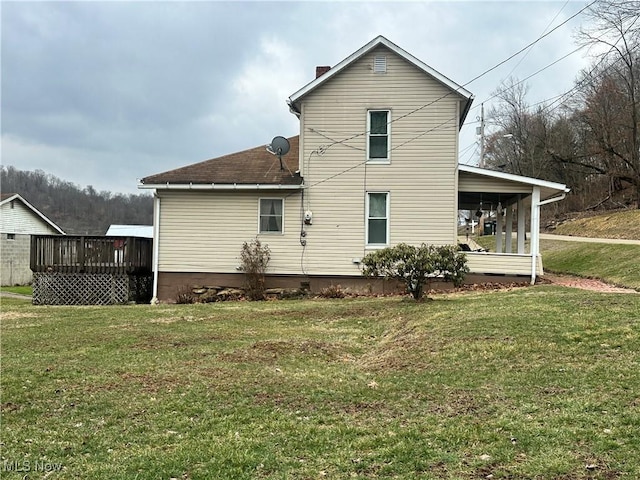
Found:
[458,172,533,194]
[155,46,465,277]
[466,252,532,276]
[298,46,461,275]
[157,190,303,273]
[0,201,61,235]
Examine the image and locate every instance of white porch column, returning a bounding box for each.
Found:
[496,208,504,253]
[530,187,541,284]
[151,192,161,304]
[517,195,526,254]
[505,204,513,253]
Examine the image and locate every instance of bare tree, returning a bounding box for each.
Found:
[1,166,154,234]
[485,79,556,180]
[575,0,640,208]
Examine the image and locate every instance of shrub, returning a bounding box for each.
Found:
[319,284,346,299]
[175,285,195,304]
[361,243,469,300]
[239,239,271,301]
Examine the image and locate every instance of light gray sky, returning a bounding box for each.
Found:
[1,1,594,194]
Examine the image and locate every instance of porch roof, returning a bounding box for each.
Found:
[457,165,569,210]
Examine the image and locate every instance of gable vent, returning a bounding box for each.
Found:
[373,55,387,73]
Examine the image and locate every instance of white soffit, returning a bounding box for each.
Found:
[459,164,570,192]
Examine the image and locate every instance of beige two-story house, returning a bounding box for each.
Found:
[140,36,569,303]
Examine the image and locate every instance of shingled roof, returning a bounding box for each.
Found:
[140,136,301,188]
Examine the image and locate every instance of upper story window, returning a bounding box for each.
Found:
[7,233,15,240]
[259,198,284,234]
[366,192,389,246]
[367,110,390,163]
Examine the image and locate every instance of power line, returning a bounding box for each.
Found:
[458,141,477,157]
[289,1,598,196]
[539,38,640,117]
[472,43,587,115]
[313,0,597,156]
[499,0,571,85]
[461,1,596,88]
[473,28,640,128]
[297,113,477,196]
[461,144,480,166]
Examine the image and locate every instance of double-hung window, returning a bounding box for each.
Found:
[367,110,390,163]
[366,192,389,246]
[259,198,283,234]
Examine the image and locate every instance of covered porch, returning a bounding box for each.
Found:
[457,165,569,283]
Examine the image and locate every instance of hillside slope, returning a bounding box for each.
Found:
[550,210,640,240]
[1,166,153,235]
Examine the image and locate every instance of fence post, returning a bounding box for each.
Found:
[30,236,37,271]
[79,236,85,273]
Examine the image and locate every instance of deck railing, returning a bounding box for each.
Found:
[31,235,153,274]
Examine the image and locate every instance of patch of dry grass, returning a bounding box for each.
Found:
[553,209,640,239]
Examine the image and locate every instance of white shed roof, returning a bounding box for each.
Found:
[105,224,153,238]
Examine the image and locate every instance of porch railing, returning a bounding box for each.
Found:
[465,251,535,276]
[30,235,153,275]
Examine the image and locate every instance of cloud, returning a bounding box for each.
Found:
[202,34,305,154]
[1,1,595,194]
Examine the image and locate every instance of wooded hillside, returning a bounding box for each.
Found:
[484,1,639,212]
[1,166,153,235]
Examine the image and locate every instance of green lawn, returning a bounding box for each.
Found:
[541,240,640,290]
[0,285,33,296]
[1,290,639,479]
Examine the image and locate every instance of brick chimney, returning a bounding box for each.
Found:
[315,66,331,78]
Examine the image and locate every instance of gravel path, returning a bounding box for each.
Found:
[540,233,640,245]
[539,233,639,293]
[543,273,639,294]
[0,292,32,299]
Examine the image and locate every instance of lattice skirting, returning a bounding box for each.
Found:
[129,274,153,304]
[33,273,152,305]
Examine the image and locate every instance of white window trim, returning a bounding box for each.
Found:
[258,198,285,235]
[366,109,391,164]
[366,191,389,247]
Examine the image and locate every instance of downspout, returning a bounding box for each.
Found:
[538,192,567,206]
[530,191,567,285]
[151,192,161,304]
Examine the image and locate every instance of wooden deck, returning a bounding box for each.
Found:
[31,235,153,275]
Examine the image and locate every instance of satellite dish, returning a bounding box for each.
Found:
[267,136,290,170]
[268,136,290,156]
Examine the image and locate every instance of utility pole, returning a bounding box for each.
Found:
[477,102,486,235]
[478,102,485,168]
